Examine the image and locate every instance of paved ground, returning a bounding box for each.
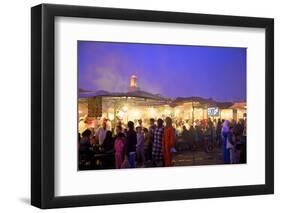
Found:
[172,148,223,166]
[141,147,224,168]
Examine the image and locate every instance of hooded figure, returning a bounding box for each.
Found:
[221,120,230,164]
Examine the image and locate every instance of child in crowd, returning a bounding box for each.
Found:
[114,126,126,169]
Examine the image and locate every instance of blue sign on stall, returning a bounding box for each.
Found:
[207,107,219,116]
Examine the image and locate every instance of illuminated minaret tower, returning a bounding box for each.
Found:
[128,74,139,92]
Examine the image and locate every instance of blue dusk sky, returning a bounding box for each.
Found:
[78,41,246,102]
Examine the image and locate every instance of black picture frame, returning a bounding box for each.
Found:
[31,3,274,209]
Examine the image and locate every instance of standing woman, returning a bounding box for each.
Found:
[125,121,137,168]
[194,125,200,149]
[221,120,230,164]
[147,118,156,162]
[163,117,176,167]
[143,128,150,162]
[136,126,145,167]
[189,125,195,150]
[216,119,222,146]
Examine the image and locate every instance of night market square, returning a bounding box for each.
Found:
[77,41,247,171]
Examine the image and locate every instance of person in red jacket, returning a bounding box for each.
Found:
[163,117,176,167]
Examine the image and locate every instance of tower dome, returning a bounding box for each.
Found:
[128,75,139,92]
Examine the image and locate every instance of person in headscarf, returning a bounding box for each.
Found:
[163,117,176,167]
[221,120,230,164]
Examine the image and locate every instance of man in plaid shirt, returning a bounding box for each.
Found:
[146,118,156,161]
[152,118,164,167]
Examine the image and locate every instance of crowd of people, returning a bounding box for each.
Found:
[78,116,247,169]
[177,118,246,164]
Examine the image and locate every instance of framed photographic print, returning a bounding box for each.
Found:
[31,3,274,209]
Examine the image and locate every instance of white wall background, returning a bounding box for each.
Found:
[0,0,279,212]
